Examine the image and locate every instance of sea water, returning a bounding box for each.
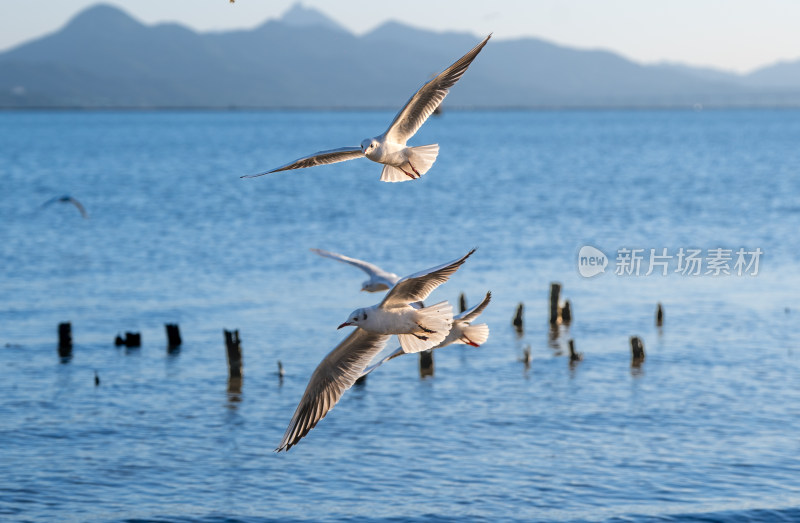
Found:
[1,109,799,521]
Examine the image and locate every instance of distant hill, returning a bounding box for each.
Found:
[1,3,799,108]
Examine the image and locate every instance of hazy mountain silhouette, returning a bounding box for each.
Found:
[1,3,799,108]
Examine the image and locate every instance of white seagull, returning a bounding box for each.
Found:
[336,249,475,354]
[42,195,89,219]
[360,291,492,377]
[311,248,399,292]
[243,34,491,183]
[276,249,475,451]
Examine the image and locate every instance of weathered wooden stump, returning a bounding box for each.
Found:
[419,350,434,377]
[521,345,531,369]
[224,329,243,379]
[124,332,141,348]
[549,282,562,325]
[459,293,467,313]
[630,336,645,367]
[58,322,72,359]
[512,302,524,334]
[115,332,141,347]
[561,300,572,325]
[568,338,582,363]
[655,303,664,327]
[166,324,182,350]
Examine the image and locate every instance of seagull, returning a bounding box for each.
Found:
[243,34,491,183]
[276,328,392,452]
[359,291,492,377]
[276,249,475,451]
[311,248,399,292]
[42,195,88,219]
[337,249,475,354]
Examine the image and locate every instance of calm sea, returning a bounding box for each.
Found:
[1,109,799,522]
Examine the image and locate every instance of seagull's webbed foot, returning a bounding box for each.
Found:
[401,168,417,180]
[461,336,480,347]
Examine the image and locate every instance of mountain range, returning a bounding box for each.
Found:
[2,3,800,108]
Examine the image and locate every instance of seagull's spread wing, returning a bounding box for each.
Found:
[311,248,400,286]
[67,197,89,219]
[243,147,364,178]
[41,197,60,208]
[383,34,491,144]
[380,249,475,309]
[276,328,391,452]
[359,346,404,378]
[455,291,491,323]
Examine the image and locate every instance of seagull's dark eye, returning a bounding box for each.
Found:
[352,317,358,322]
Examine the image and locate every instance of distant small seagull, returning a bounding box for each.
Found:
[277,360,285,378]
[311,248,399,292]
[42,195,89,219]
[276,249,475,451]
[243,34,491,182]
[336,249,475,354]
[94,371,100,386]
[360,291,491,377]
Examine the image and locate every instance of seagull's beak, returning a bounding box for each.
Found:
[337,322,352,330]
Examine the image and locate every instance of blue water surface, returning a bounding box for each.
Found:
[1,109,799,521]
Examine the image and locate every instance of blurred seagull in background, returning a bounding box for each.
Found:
[360,291,492,378]
[311,248,400,292]
[42,195,88,219]
[243,34,491,183]
[276,249,476,451]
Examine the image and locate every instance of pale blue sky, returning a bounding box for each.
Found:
[2,0,800,73]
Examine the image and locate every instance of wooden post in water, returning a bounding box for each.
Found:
[560,300,572,325]
[419,350,434,377]
[655,303,664,327]
[224,329,243,379]
[630,336,645,367]
[568,338,582,363]
[459,293,467,313]
[166,324,182,350]
[512,303,524,335]
[58,322,72,359]
[124,332,141,347]
[549,283,562,325]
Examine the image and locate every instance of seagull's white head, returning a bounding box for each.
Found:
[360,138,378,154]
[338,307,370,329]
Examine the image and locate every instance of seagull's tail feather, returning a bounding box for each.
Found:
[398,300,452,354]
[409,144,439,174]
[459,323,490,347]
[380,165,413,183]
[379,144,439,182]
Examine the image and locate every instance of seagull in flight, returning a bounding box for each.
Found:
[311,248,400,292]
[336,249,475,355]
[42,195,89,219]
[276,249,475,451]
[360,291,492,378]
[243,34,491,183]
